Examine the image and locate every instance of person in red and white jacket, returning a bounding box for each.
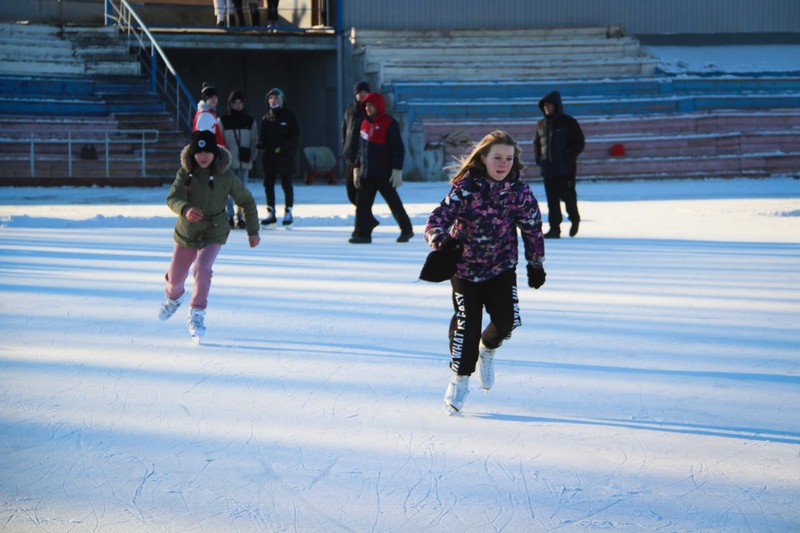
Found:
[349,92,413,244]
[193,82,225,148]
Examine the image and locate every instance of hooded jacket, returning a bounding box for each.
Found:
[220,96,258,171]
[533,91,585,178]
[355,92,404,180]
[167,144,259,249]
[424,170,545,283]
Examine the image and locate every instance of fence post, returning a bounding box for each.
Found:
[151,46,157,94]
[141,132,146,176]
[29,133,35,177]
[105,133,111,177]
[68,133,73,178]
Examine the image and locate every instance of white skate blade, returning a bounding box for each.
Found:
[191,335,202,345]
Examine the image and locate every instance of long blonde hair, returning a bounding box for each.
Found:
[450,130,524,183]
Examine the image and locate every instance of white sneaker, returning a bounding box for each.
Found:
[188,308,206,340]
[159,296,181,321]
[444,373,469,414]
[478,341,496,391]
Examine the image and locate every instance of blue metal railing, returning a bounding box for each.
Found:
[104,0,195,135]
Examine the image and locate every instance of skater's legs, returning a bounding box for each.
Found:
[542,175,563,230]
[448,277,485,376]
[165,243,197,301]
[263,173,277,211]
[354,179,379,236]
[278,173,294,209]
[188,244,222,310]
[480,269,520,349]
[377,180,412,234]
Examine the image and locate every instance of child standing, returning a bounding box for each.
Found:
[159,130,261,343]
[424,130,547,414]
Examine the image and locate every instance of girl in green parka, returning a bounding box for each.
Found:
[159,130,261,342]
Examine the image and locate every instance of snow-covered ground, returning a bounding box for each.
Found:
[1,176,798,531]
[642,44,800,74]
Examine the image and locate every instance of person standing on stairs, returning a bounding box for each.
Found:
[533,90,585,239]
[258,87,299,227]
[220,89,258,229]
[193,82,225,148]
[265,0,280,31]
[213,0,235,27]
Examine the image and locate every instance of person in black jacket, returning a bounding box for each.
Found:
[258,87,299,226]
[342,80,370,206]
[349,92,413,244]
[533,91,585,238]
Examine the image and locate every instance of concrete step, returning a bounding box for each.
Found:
[374,58,658,85]
[350,25,625,45]
[419,111,800,142]
[390,77,800,103]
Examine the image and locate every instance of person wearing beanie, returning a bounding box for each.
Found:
[193,82,225,147]
[220,90,259,228]
[258,87,299,226]
[159,130,261,343]
[341,81,370,207]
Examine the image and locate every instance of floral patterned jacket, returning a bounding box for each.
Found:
[424,170,545,282]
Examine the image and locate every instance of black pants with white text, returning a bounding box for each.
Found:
[448,270,521,376]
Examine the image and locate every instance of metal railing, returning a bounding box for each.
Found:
[104,0,195,135]
[1,130,160,178]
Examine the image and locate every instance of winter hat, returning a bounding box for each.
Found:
[228,89,245,103]
[353,81,370,94]
[188,130,220,157]
[200,82,218,101]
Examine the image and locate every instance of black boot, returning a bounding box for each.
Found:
[543,227,561,239]
[569,219,580,237]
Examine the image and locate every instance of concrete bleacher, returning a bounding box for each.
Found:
[351,25,800,181]
[423,110,800,180]
[0,22,185,185]
[351,26,657,87]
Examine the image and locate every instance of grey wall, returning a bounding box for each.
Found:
[341,0,800,35]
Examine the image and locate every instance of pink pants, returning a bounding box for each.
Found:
[164,243,222,310]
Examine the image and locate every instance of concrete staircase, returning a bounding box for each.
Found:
[0,22,186,186]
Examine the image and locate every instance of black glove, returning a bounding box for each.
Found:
[527,265,546,289]
[419,237,463,283]
[438,236,463,254]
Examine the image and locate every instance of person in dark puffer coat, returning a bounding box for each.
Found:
[533,90,585,238]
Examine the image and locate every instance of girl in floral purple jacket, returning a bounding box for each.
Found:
[424,130,546,414]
